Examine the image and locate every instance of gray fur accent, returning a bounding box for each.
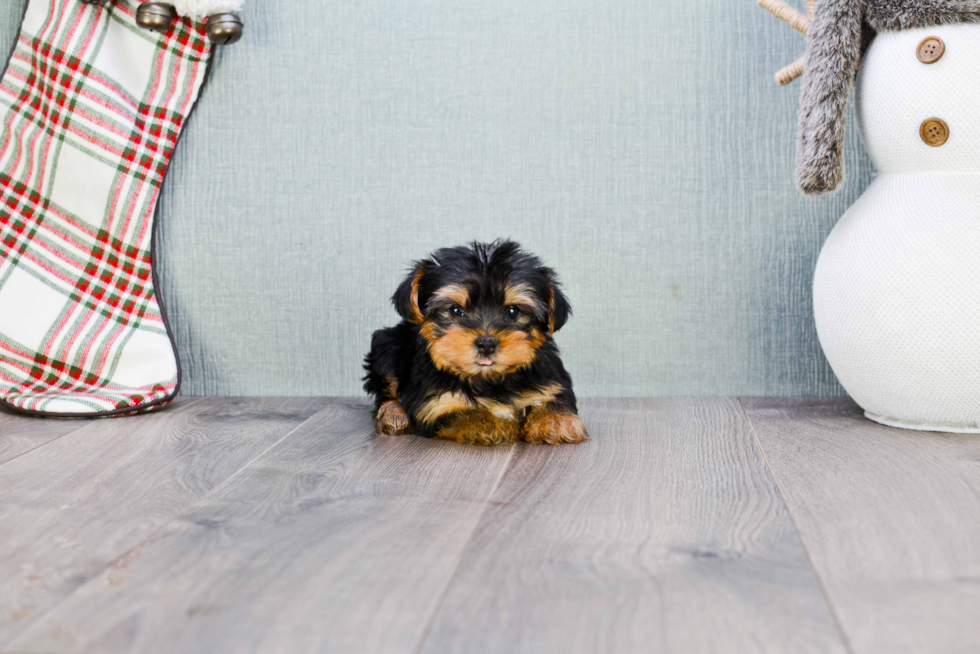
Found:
[796,0,980,195]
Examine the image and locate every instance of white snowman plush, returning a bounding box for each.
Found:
[766,0,980,431]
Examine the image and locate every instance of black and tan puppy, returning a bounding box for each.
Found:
[363,240,587,446]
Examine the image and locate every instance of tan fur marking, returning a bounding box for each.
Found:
[503,283,536,309]
[426,325,486,377]
[419,320,441,344]
[463,384,561,425]
[547,282,557,334]
[384,375,400,401]
[526,327,546,349]
[436,409,521,446]
[522,405,589,445]
[491,329,539,374]
[407,267,425,324]
[416,391,475,426]
[433,284,470,307]
[475,398,519,422]
[376,400,412,436]
[426,324,543,379]
[512,382,562,412]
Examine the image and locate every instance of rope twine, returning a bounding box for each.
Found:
[759,0,812,85]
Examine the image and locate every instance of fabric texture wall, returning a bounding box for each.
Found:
[0,0,873,397]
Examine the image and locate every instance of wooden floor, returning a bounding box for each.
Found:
[1,398,978,654]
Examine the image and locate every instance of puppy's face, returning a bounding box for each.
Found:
[393,241,570,379]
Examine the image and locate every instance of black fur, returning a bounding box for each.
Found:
[363,240,578,438]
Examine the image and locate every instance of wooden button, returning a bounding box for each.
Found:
[916,37,945,63]
[920,118,949,146]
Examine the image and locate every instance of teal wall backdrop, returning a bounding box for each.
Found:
[1,0,873,397]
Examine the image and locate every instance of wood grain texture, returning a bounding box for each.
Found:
[0,408,88,465]
[6,399,516,654]
[0,396,328,646]
[742,397,980,654]
[417,398,847,654]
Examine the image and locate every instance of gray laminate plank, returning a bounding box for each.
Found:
[6,398,516,654]
[417,397,847,654]
[0,407,90,465]
[0,396,329,646]
[741,397,980,654]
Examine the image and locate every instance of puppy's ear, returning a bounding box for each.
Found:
[392,262,429,324]
[546,278,571,334]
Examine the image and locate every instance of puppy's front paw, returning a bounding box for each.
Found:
[376,401,412,436]
[436,410,520,446]
[522,406,589,445]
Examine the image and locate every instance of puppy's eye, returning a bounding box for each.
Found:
[450,305,464,318]
[506,306,521,320]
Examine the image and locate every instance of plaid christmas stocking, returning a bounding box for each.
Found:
[0,0,213,416]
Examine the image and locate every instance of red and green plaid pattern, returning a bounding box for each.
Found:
[0,0,211,416]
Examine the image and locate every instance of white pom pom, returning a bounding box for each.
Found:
[171,0,244,20]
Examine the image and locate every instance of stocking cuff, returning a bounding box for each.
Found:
[172,0,244,20]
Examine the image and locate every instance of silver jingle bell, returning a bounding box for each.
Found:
[206,13,244,45]
[136,2,177,33]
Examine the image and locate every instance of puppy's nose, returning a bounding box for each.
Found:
[475,335,498,356]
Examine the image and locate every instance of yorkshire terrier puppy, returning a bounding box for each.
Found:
[363,240,588,446]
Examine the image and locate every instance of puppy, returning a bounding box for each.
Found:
[363,240,588,446]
